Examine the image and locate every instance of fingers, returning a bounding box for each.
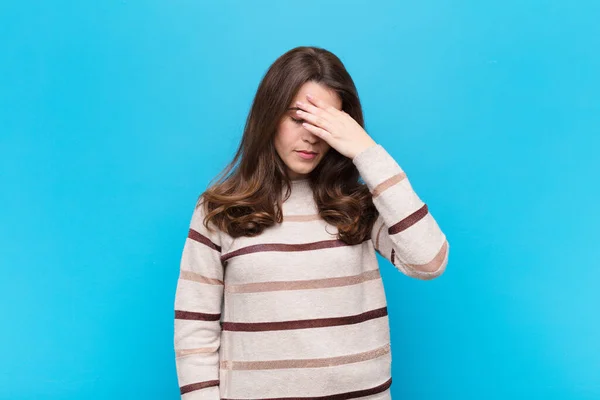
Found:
[301,121,331,141]
[296,94,340,117]
[295,93,348,133]
[305,93,342,115]
[295,109,332,132]
[295,99,322,117]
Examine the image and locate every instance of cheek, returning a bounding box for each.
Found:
[275,121,300,149]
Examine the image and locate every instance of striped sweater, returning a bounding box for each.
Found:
[173,143,449,399]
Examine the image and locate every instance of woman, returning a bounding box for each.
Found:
[173,46,449,399]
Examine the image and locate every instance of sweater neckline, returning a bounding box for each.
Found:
[287,178,313,197]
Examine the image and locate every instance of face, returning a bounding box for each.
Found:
[274,81,342,180]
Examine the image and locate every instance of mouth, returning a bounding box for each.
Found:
[295,150,318,160]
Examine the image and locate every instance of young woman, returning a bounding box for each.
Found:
[173,46,449,399]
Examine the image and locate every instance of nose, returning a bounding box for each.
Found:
[302,129,319,144]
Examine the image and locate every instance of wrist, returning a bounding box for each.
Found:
[351,140,378,160]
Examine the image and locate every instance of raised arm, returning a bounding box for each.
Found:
[352,144,449,280]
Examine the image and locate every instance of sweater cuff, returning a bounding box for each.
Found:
[352,143,404,190]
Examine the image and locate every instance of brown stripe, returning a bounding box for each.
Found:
[388,204,428,235]
[391,240,449,274]
[222,306,387,332]
[372,172,406,198]
[221,343,390,370]
[175,346,219,358]
[415,239,448,273]
[221,377,391,400]
[180,270,224,286]
[283,214,322,222]
[175,310,221,321]
[221,238,362,263]
[188,228,222,252]
[180,380,219,394]
[225,269,381,294]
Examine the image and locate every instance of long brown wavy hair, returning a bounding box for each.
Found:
[199,46,378,245]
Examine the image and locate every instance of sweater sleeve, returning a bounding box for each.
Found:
[352,144,449,280]
[174,195,224,398]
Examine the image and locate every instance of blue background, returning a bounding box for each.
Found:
[1,1,599,399]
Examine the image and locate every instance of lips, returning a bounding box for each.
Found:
[296,150,318,160]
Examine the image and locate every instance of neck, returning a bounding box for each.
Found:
[286,177,313,198]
